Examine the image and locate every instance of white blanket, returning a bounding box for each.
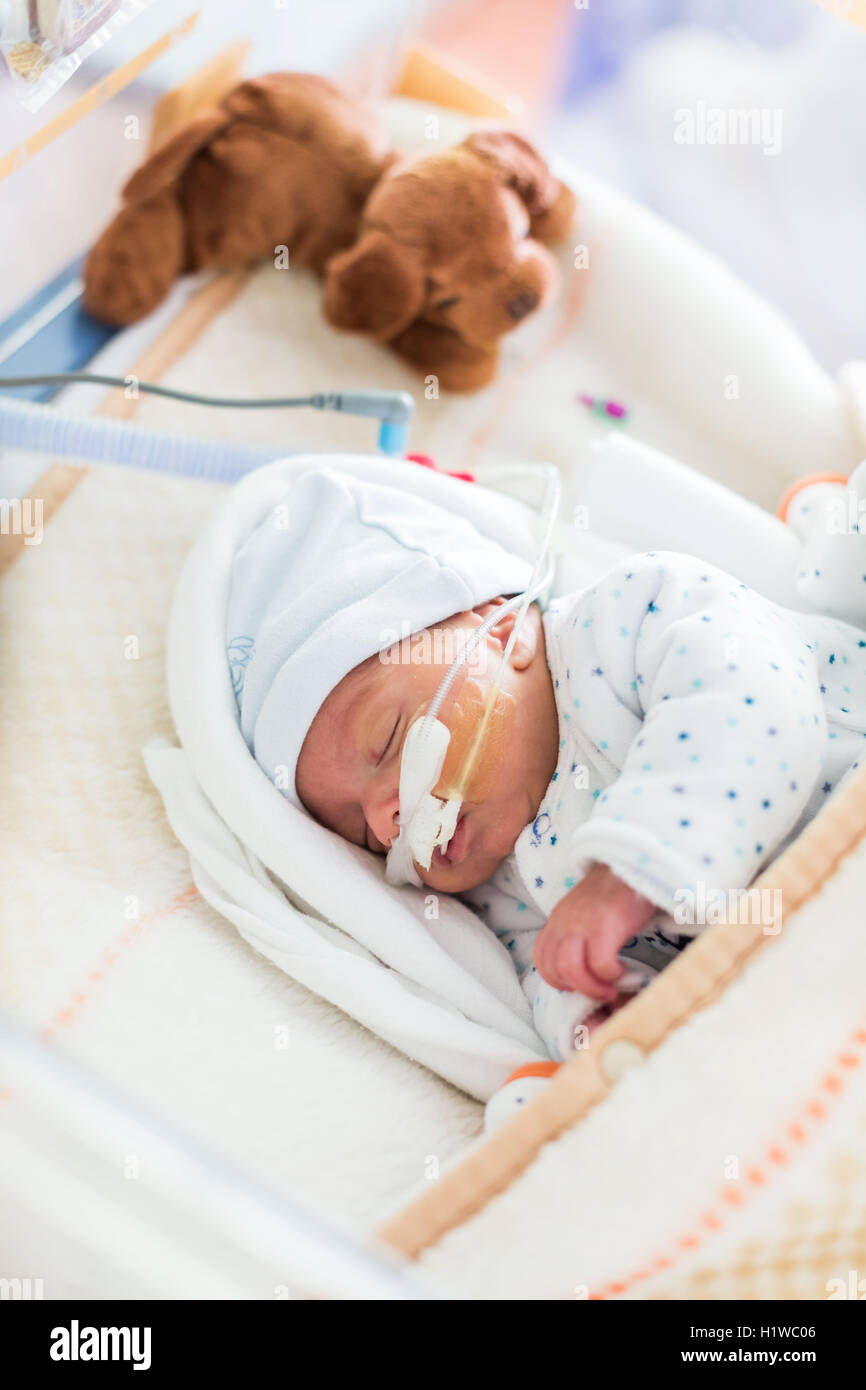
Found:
[147,431,861,1101]
[146,454,574,1101]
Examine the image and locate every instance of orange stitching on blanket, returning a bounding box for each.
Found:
[38,884,199,1045]
[589,1016,866,1300]
[0,884,200,1110]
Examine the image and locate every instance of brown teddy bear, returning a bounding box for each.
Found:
[83,72,576,393]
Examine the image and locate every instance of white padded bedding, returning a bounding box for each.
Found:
[4,96,866,1291]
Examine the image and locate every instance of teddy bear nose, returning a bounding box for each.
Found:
[507,291,539,322]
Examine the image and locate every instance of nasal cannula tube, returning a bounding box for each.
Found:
[387,464,561,879]
[434,465,561,803]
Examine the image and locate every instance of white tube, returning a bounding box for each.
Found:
[384,465,561,885]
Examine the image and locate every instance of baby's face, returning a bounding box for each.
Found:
[296,600,559,891]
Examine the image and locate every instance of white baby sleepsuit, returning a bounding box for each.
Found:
[464,550,866,1059]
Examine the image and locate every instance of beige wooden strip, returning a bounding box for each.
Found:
[148,39,250,151]
[394,44,521,118]
[378,760,866,1259]
[0,463,88,577]
[808,0,866,33]
[0,13,200,184]
[95,268,253,420]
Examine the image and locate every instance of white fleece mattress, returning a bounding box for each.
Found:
[0,460,486,1242]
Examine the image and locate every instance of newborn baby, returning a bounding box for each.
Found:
[295,549,866,1058]
[229,465,866,1062]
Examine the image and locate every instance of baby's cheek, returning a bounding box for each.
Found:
[434,680,516,801]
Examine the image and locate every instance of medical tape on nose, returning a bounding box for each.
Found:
[384,716,459,884]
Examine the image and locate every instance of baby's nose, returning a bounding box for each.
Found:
[366,793,400,853]
[507,290,539,322]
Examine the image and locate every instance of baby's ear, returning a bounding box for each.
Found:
[322,230,426,340]
[474,598,538,670]
[473,597,506,619]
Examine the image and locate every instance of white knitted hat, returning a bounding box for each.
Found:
[225,464,532,806]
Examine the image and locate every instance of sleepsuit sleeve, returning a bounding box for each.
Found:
[560,552,827,917]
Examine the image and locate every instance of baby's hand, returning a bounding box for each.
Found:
[533,863,657,1000]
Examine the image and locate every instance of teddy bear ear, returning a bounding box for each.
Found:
[322,230,425,340]
[122,109,231,205]
[462,131,576,240]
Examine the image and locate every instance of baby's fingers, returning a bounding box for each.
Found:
[558,936,620,1000]
[535,931,618,1001]
[586,931,627,986]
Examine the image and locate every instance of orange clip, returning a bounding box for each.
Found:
[776,472,849,523]
[503,1060,562,1085]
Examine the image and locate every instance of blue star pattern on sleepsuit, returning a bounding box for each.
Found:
[463,551,866,1061]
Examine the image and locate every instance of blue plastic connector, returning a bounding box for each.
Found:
[378,418,411,456]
